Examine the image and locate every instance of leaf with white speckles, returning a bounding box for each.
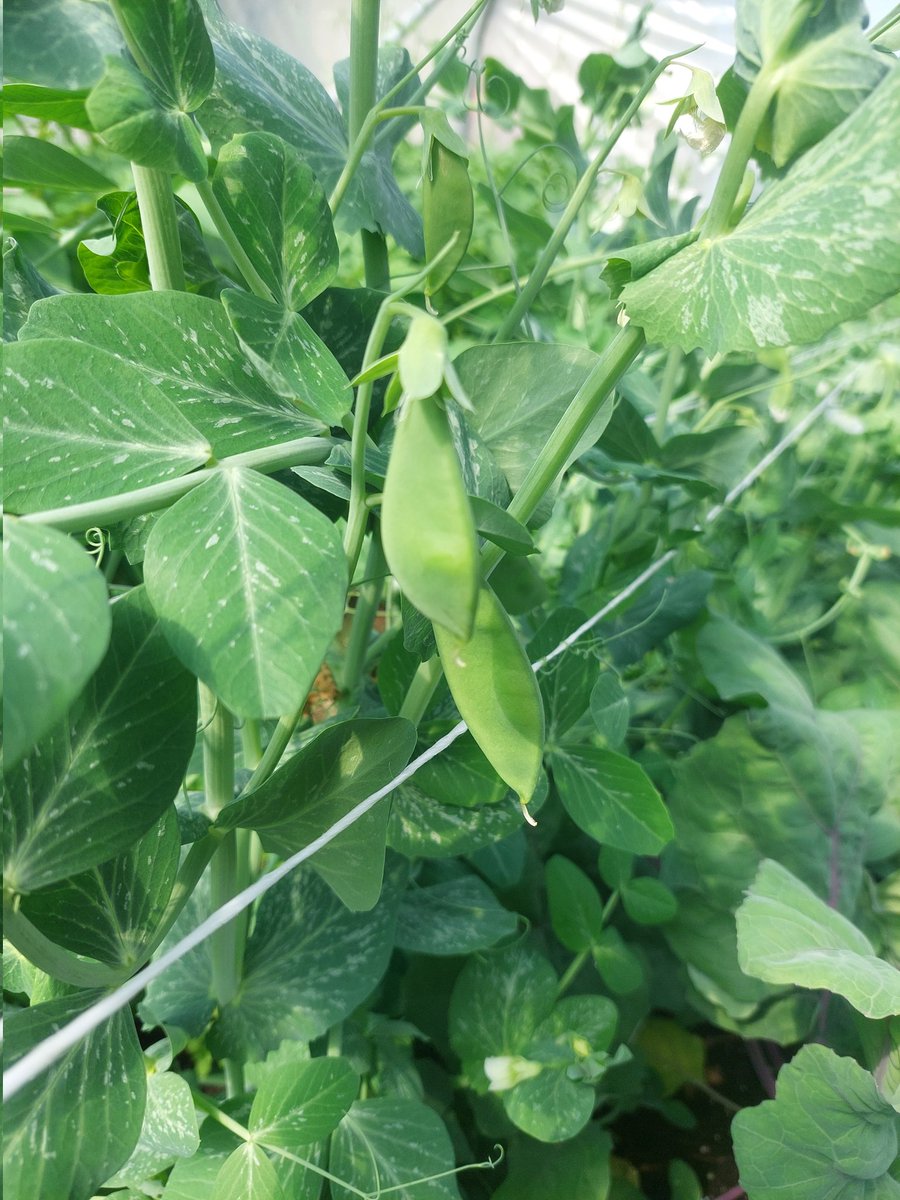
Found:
[106,1068,200,1188]
[212,131,338,312]
[217,717,416,910]
[143,467,346,718]
[249,1056,358,1150]
[4,991,146,1200]
[20,808,181,969]
[3,519,111,769]
[208,867,400,1063]
[4,338,211,514]
[395,871,518,956]
[215,1143,286,1200]
[3,587,197,894]
[329,1098,461,1200]
[221,289,351,427]
[19,290,326,457]
[620,68,900,354]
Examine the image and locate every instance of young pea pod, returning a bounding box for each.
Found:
[381,390,479,640]
[422,110,473,298]
[434,583,545,821]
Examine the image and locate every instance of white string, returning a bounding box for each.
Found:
[3,376,846,1100]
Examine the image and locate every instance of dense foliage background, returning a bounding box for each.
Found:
[3,2,899,1198]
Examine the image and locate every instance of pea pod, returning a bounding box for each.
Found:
[434,583,545,820]
[381,392,479,640]
[422,111,473,298]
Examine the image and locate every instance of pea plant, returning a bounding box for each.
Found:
[3,0,900,1197]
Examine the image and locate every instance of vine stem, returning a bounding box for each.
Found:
[350,0,390,289]
[132,165,186,291]
[492,47,696,342]
[340,535,387,697]
[16,436,333,533]
[195,178,275,303]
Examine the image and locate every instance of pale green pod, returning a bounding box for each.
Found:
[435,584,545,818]
[381,392,479,640]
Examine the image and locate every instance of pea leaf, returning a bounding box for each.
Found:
[493,1127,612,1200]
[3,520,111,770]
[4,135,114,191]
[3,238,58,342]
[220,290,351,427]
[551,745,674,855]
[395,872,519,955]
[87,57,208,181]
[110,0,215,112]
[5,0,122,90]
[216,1144,285,1200]
[4,82,93,128]
[209,868,401,1062]
[330,1098,461,1200]
[250,1057,358,1150]
[216,718,417,911]
[621,877,679,925]
[736,859,900,1019]
[4,338,211,514]
[545,855,605,952]
[212,131,338,311]
[697,617,814,712]
[106,1068,200,1186]
[4,992,146,1200]
[20,808,180,968]
[21,291,326,457]
[389,781,544,859]
[590,672,630,746]
[620,70,900,354]
[143,468,346,720]
[4,587,197,894]
[731,1044,900,1200]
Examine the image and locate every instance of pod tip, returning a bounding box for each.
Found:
[521,803,538,828]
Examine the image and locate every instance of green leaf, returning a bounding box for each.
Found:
[250,1056,358,1150]
[20,808,180,968]
[210,868,400,1062]
[143,468,346,720]
[731,1044,900,1200]
[412,728,507,809]
[592,927,645,995]
[493,1127,612,1200]
[545,855,605,952]
[4,338,211,514]
[528,609,598,739]
[502,1068,595,1143]
[216,1143,286,1200]
[4,586,197,894]
[4,992,146,1200]
[389,782,544,859]
[5,0,122,90]
[621,877,679,925]
[697,617,814,711]
[736,859,900,1019]
[4,135,114,191]
[21,290,325,457]
[449,941,558,1087]
[590,672,630,746]
[635,1017,704,1095]
[107,1068,200,1186]
[87,57,208,181]
[3,83,93,128]
[139,879,215,1038]
[620,69,900,353]
[454,343,610,495]
[735,0,866,80]
[212,131,338,311]
[330,1098,460,1200]
[220,290,351,426]
[469,495,535,556]
[3,238,58,342]
[3,519,111,770]
[395,872,518,955]
[111,0,215,112]
[217,718,416,910]
[552,745,674,855]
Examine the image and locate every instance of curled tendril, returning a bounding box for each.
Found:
[85,526,107,568]
[501,142,579,214]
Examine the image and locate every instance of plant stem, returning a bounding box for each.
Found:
[16,436,333,533]
[701,67,778,238]
[556,949,590,997]
[769,551,873,644]
[441,250,612,324]
[199,685,243,1096]
[341,535,387,697]
[654,346,681,440]
[195,178,276,303]
[3,903,130,988]
[349,0,391,289]
[131,165,186,291]
[398,655,444,724]
[492,50,692,342]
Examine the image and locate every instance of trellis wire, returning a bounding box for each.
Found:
[3,376,847,1099]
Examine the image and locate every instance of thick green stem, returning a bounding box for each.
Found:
[441,250,613,324]
[701,67,778,237]
[341,536,387,697]
[349,0,390,289]
[195,179,276,303]
[398,655,444,725]
[17,436,333,533]
[493,51,690,342]
[654,346,681,441]
[132,165,186,291]
[3,903,130,988]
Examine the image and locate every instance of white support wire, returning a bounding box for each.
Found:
[3,375,847,1100]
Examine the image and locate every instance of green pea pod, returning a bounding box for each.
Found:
[434,583,545,821]
[423,124,473,298]
[381,392,479,640]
